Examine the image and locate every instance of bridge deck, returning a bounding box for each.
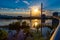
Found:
[0,16,53,20]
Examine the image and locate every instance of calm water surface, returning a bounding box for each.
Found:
[0,19,52,37]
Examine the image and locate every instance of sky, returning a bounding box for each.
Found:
[0,0,60,16]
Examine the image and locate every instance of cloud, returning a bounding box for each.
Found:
[0,8,30,13]
[29,5,41,9]
[23,1,30,5]
[0,8,30,16]
[15,0,20,3]
[15,0,30,5]
[0,8,10,11]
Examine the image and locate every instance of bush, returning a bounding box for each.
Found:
[0,30,8,40]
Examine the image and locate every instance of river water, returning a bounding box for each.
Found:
[0,19,52,26]
[0,19,52,38]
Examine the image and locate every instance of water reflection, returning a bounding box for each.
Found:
[0,19,18,26]
[0,19,52,40]
[0,19,52,28]
[31,19,41,28]
[18,19,41,28]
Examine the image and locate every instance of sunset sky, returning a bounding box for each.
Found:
[0,0,60,16]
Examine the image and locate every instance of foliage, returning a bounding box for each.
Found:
[9,21,20,30]
[22,21,30,28]
[22,21,30,33]
[32,30,44,40]
[9,21,30,30]
[0,30,8,40]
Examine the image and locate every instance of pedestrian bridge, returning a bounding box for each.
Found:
[50,16,60,40]
[50,23,60,40]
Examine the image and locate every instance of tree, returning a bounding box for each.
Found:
[9,21,21,30]
[22,21,30,29]
[21,21,30,33]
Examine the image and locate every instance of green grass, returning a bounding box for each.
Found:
[31,31,44,40]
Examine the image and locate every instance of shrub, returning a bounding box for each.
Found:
[0,30,8,40]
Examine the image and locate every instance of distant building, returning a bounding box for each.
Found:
[43,10,53,16]
[56,12,60,16]
[52,12,59,28]
[53,12,58,16]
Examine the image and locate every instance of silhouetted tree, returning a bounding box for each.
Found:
[9,21,20,30]
[21,21,34,40]
[22,21,30,29]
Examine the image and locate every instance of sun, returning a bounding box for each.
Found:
[33,8,39,13]
[30,6,41,16]
[31,7,39,13]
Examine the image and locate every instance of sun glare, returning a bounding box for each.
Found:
[30,6,41,16]
[34,22,38,26]
[33,8,39,13]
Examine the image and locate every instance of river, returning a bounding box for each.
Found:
[0,19,52,38]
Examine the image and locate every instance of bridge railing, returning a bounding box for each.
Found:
[50,22,60,40]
